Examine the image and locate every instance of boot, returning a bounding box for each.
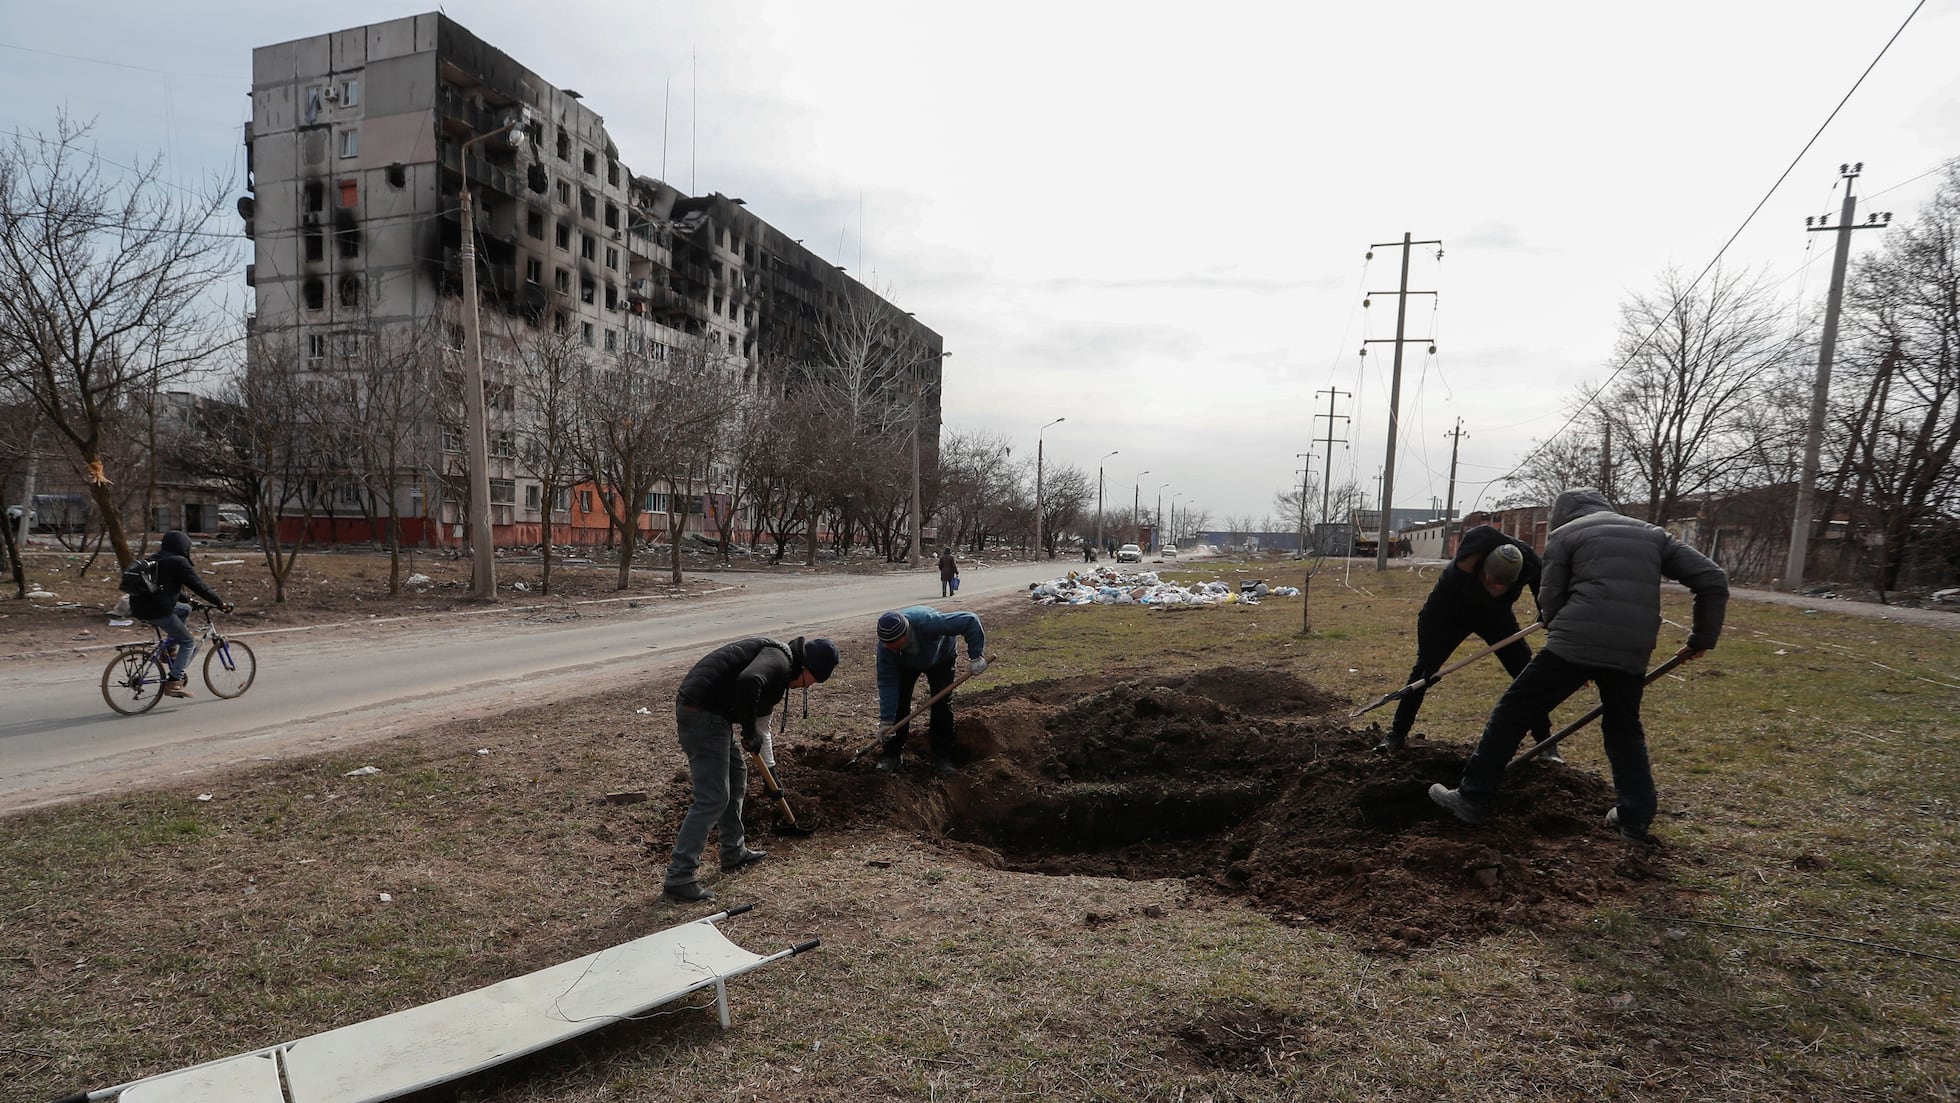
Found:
[931,755,961,779]
[662,880,714,903]
[162,678,193,699]
[722,848,768,872]
[1372,732,1407,755]
[874,748,903,774]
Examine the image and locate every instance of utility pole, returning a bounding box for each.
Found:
[1312,387,1350,555]
[1443,418,1465,522]
[1599,416,1612,497]
[1096,450,1119,555]
[1785,163,1892,591]
[1371,467,1383,514]
[458,111,531,600]
[1294,451,1313,557]
[1362,232,1442,570]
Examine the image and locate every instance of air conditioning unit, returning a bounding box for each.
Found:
[322,86,340,103]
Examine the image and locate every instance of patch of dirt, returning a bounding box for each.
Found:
[748,665,1668,950]
[1167,1002,1314,1074]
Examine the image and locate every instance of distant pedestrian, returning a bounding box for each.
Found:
[662,634,840,903]
[872,606,986,777]
[1376,524,1556,762]
[1429,489,1728,844]
[938,545,959,597]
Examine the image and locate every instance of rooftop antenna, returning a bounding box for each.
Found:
[661,75,669,180]
[690,49,697,194]
[858,189,864,272]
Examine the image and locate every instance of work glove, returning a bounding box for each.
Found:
[968,656,989,677]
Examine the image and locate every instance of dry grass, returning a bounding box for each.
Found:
[3,561,1958,1101]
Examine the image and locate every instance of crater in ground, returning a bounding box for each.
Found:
[729,665,1668,949]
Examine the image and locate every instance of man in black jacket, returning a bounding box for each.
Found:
[130,530,231,698]
[1377,524,1556,762]
[663,634,840,903]
[1430,489,1728,843]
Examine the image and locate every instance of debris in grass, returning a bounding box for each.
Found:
[1027,567,1302,607]
[344,766,381,777]
[635,707,652,715]
[378,892,393,903]
[600,791,648,805]
[196,794,212,802]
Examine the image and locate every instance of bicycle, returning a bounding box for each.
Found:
[101,601,258,716]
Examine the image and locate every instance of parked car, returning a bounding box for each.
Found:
[1162,543,1178,559]
[1116,543,1143,563]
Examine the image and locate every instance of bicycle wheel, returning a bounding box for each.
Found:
[203,637,257,698]
[102,648,167,715]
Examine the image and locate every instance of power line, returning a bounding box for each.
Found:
[0,40,234,80]
[1477,0,1928,508]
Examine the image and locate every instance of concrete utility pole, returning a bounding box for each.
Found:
[1362,232,1442,570]
[1035,417,1064,559]
[1096,450,1119,554]
[1443,418,1465,522]
[1294,452,1313,557]
[458,111,531,600]
[1785,163,1891,591]
[1312,387,1350,555]
[1600,416,1613,497]
[1132,470,1149,547]
[908,350,948,570]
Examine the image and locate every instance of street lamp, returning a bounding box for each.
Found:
[1156,483,1170,552]
[1171,493,1181,547]
[908,350,950,570]
[1132,470,1150,545]
[1095,450,1119,557]
[1034,417,1065,559]
[458,107,531,600]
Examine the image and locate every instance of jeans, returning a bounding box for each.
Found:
[145,603,196,681]
[1390,603,1548,743]
[664,703,749,887]
[941,579,955,597]
[1457,649,1657,830]
[885,657,957,758]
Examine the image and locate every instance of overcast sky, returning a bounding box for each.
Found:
[5,1,1957,528]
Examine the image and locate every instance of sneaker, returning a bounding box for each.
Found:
[722,849,768,872]
[931,756,961,779]
[662,881,714,903]
[874,751,902,774]
[161,679,193,699]
[1428,783,1485,824]
[1372,733,1407,755]
[1606,807,1652,844]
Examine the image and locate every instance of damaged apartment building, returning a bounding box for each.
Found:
[243,12,943,546]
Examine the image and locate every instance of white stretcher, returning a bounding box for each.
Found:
[53,906,816,1103]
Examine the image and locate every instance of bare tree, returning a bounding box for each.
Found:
[0,119,239,566]
[1035,464,1092,558]
[333,319,440,595]
[653,337,737,586]
[1602,265,1799,523]
[511,322,587,594]
[937,429,1018,553]
[1834,164,1960,593]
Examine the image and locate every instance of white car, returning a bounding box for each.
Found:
[1162,543,1178,559]
[1116,543,1143,563]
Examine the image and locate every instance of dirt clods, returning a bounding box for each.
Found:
[755,665,1666,949]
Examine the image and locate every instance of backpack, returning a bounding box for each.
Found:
[118,556,161,596]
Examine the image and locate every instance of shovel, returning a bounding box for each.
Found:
[1507,646,1696,770]
[748,751,813,835]
[1350,622,1542,719]
[847,654,995,765]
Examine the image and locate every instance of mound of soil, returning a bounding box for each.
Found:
[736,665,1668,949]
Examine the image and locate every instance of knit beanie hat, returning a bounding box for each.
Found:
[1482,544,1524,586]
[877,611,911,644]
[802,638,840,682]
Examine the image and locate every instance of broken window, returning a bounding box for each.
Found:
[490,478,515,504]
[527,210,544,239]
[307,333,327,360]
[582,150,596,175]
[607,159,619,186]
[304,227,325,262]
[553,311,568,334]
[580,234,594,261]
[303,278,325,310]
[580,274,595,304]
[338,275,360,307]
[604,328,617,351]
[525,257,542,284]
[554,268,570,293]
[555,222,570,250]
[604,246,618,270]
[556,128,570,161]
[603,202,618,230]
[557,180,571,205]
[581,321,594,346]
[604,283,618,310]
[579,189,595,219]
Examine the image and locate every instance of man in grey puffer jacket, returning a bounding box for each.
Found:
[1429,488,1728,842]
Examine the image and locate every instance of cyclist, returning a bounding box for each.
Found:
[131,530,232,698]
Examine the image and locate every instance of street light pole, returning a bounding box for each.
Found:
[909,350,949,570]
[1156,483,1169,552]
[1171,493,1181,547]
[1035,417,1065,559]
[457,110,530,600]
[1096,449,1118,556]
[1132,470,1149,547]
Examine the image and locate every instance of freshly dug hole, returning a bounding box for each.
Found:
[744,665,1671,948]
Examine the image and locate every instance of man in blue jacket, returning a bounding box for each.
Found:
[873,606,987,777]
[1377,523,1557,763]
[129,530,232,698]
[663,634,839,903]
[1430,489,1728,844]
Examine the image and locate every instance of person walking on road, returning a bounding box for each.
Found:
[872,606,987,778]
[663,635,840,903]
[1429,488,1729,844]
[1377,524,1558,763]
[128,530,232,699]
[938,545,959,598]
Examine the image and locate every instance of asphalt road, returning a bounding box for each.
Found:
[0,558,1069,812]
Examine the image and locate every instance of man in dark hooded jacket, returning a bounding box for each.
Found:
[663,634,840,903]
[1430,489,1728,843]
[130,530,231,698]
[1377,523,1555,760]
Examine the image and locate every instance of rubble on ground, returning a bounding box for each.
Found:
[1028,566,1302,607]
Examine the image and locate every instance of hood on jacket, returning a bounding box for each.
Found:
[160,530,192,557]
[1551,488,1616,530]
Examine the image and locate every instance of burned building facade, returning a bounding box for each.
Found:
[245,12,943,545]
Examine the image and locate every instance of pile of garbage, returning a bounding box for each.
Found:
[1028,566,1302,607]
